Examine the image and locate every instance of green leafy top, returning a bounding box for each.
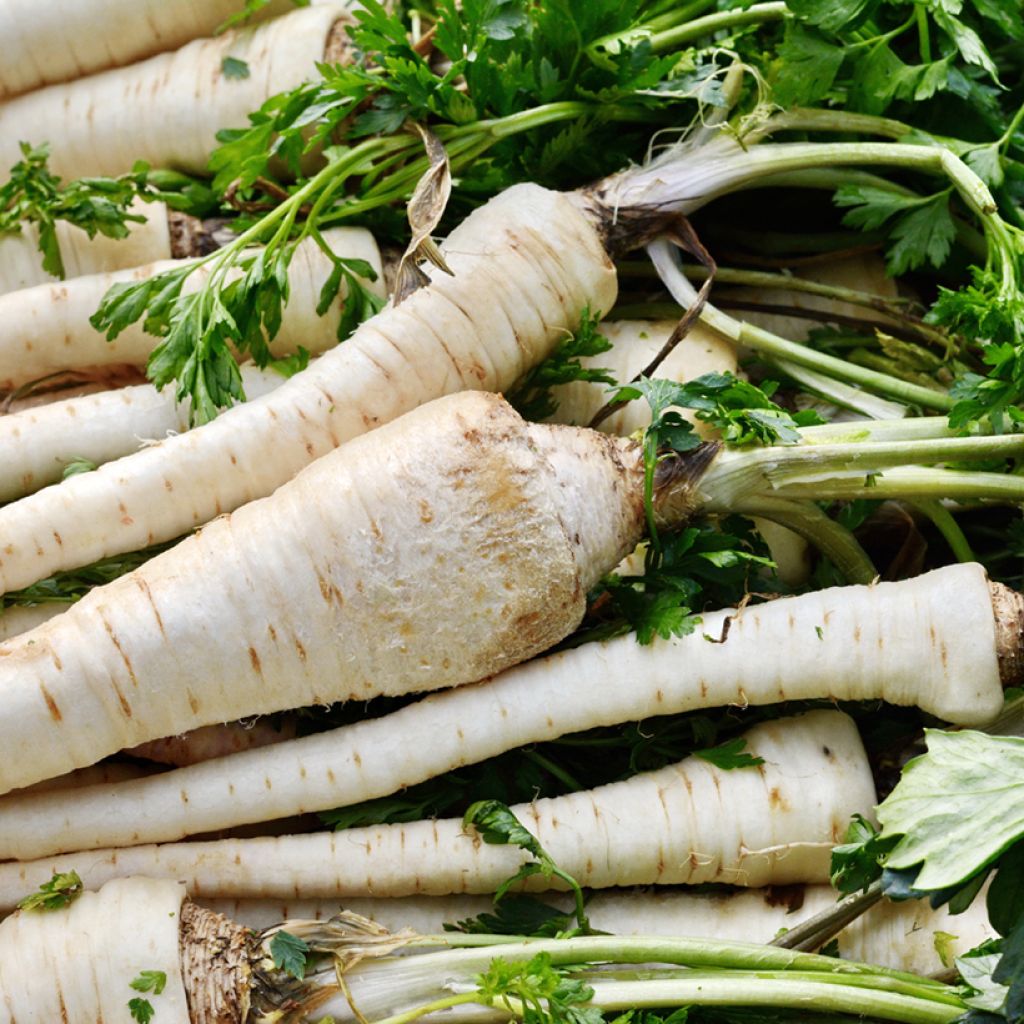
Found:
[269,930,311,980]
[0,143,150,279]
[477,951,602,1024]
[16,870,83,912]
[463,800,592,933]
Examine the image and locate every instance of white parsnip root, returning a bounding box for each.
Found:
[0,4,354,179]
[0,226,382,392]
[0,561,1005,858]
[0,182,615,595]
[0,711,874,909]
[0,199,173,296]
[0,390,643,793]
[0,0,295,99]
[0,364,287,501]
[0,877,192,1024]
[0,603,69,642]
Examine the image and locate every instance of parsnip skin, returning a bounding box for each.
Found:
[0,0,294,99]
[0,183,616,595]
[0,392,644,794]
[0,6,353,179]
[0,878,192,1024]
[0,199,172,297]
[0,365,287,502]
[0,603,69,642]
[0,562,1001,858]
[0,711,874,909]
[0,226,383,392]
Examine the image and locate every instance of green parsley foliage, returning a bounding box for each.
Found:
[0,143,148,279]
[693,737,765,770]
[16,870,83,912]
[464,801,591,932]
[221,56,251,80]
[217,0,310,33]
[597,519,773,645]
[128,999,155,1024]
[507,306,614,422]
[130,972,167,996]
[270,930,311,980]
[830,814,898,896]
[834,185,957,275]
[447,894,578,937]
[476,951,603,1024]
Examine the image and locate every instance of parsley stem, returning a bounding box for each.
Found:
[648,2,789,53]
[916,6,932,64]
[733,495,877,583]
[775,467,1024,502]
[907,498,974,562]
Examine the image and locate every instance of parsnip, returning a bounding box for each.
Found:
[0,562,1006,857]
[0,5,354,179]
[0,0,295,99]
[0,388,1020,797]
[0,182,615,595]
[127,718,297,767]
[206,887,996,977]
[0,365,287,501]
[0,711,874,908]
[0,199,172,296]
[0,226,382,392]
[0,878,193,1024]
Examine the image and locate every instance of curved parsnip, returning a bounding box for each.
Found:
[547,319,737,435]
[0,365,286,501]
[206,887,995,977]
[0,0,294,99]
[0,563,1004,857]
[0,711,874,908]
[0,183,616,595]
[0,226,382,392]
[0,391,645,793]
[0,199,172,296]
[0,5,352,179]
[0,878,191,1024]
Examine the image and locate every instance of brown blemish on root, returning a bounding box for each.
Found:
[39,683,62,722]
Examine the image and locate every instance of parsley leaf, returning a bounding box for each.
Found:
[128,998,155,1024]
[130,972,167,995]
[270,930,310,980]
[221,56,251,80]
[694,737,765,770]
[16,870,83,912]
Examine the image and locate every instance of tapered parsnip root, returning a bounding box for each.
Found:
[0,5,355,178]
[206,885,996,977]
[0,200,172,296]
[0,0,295,99]
[0,711,874,907]
[0,183,616,595]
[0,877,193,1024]
[0,391,660,793]
[0,560,1005,856]
[0,365,288,501]
[0,226,382,392]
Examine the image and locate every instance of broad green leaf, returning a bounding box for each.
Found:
[877,730,1024,889]
[270,930,310,980]
[693,737,765,770]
